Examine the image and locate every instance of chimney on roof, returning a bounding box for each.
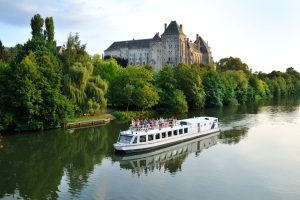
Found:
[196,34,199,41]
[164,23,167,30]
[180,24,183,32]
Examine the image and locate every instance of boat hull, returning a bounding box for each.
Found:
[114,128,220,154]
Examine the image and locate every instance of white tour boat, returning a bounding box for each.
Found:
[113,116,220,153]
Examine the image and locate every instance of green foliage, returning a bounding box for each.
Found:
[203,70,224,107]
[92,55,120,82]
[174,63,206,109]
[108,65,159,110]
[217,57,250,73]
[0,40,4,61]
[113,111,154,121]
[223,70,248,104]
[62,33,107,114]
[30,14,44,39]
[0,49,74,132]
[0,41,16,63]
[155,65,188,113]
[44,17,55,45]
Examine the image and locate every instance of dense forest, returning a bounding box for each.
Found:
[1,14,300,132]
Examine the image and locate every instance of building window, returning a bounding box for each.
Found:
[162,132,166,138]
[168,131,172,137]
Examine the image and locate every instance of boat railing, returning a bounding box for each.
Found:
[129,119,177,132]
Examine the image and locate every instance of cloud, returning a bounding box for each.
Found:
[0,1,37,26]
[1,0,300,71]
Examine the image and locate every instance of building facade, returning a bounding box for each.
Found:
[104,21,214,71]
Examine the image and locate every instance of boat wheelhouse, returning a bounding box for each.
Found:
[113,116,220,153]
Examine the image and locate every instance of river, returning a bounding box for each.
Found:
[0,97,300,200]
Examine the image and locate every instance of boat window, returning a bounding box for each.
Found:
[174,130,178,136]
[179,129,183,134]
[140,135,146,143]
[148,135,154,141]
[162,132,166,138]
[119,135,133,144]
[168,131,172,137]
[155,133,160,140]
[133,136,137,144]
[184,128,188,133]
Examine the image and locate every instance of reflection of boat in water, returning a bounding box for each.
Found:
[114,117,219,153]
[114,132,219,174]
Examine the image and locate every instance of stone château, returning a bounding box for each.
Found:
[104,21,214,71]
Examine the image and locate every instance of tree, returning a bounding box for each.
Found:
[203,70,224,107]
[174,63,206,109]
[134,84,159,111]
[0,40,4,61]
[30,14,44,39]
[124,84,134,112]
[0,49,74,131]
[62,33,108,114]
[44,17,55,45]
[0,14,75,132]
[104,55,128,68]
[108,65,159,110]
[155,65,188,113]
[223,70,248,104]
[217,57,250,73]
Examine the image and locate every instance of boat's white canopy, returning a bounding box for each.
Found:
[178,117,218,124]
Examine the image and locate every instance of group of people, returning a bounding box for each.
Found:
[131,117,177,130]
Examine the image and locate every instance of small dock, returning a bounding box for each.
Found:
[64,118,111,129]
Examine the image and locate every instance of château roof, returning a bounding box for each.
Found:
[162,21,185,36]
[105,33,161,51]
[198,36,209,54]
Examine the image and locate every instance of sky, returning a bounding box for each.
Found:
[0,0,300,72]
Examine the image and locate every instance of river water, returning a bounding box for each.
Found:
[0,97,300,200]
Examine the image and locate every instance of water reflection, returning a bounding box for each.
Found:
[219,128,248,145]
[114,133,219,176]
[0,96,299,199]
[0,124,121,199]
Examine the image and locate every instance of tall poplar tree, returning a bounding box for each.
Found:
[30,14,44,39]
[45,17,55,45]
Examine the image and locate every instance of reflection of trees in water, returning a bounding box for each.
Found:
[116,133,219,176]
[219,128,248,145]
[0,96,299,199]
[0,123,121,199]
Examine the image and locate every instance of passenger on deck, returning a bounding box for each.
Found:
[136,119,140,129]
[143,119,148,128]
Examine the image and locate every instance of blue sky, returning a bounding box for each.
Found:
[0,0,299,72]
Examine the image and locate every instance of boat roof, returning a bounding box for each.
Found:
[178,116,218,124]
